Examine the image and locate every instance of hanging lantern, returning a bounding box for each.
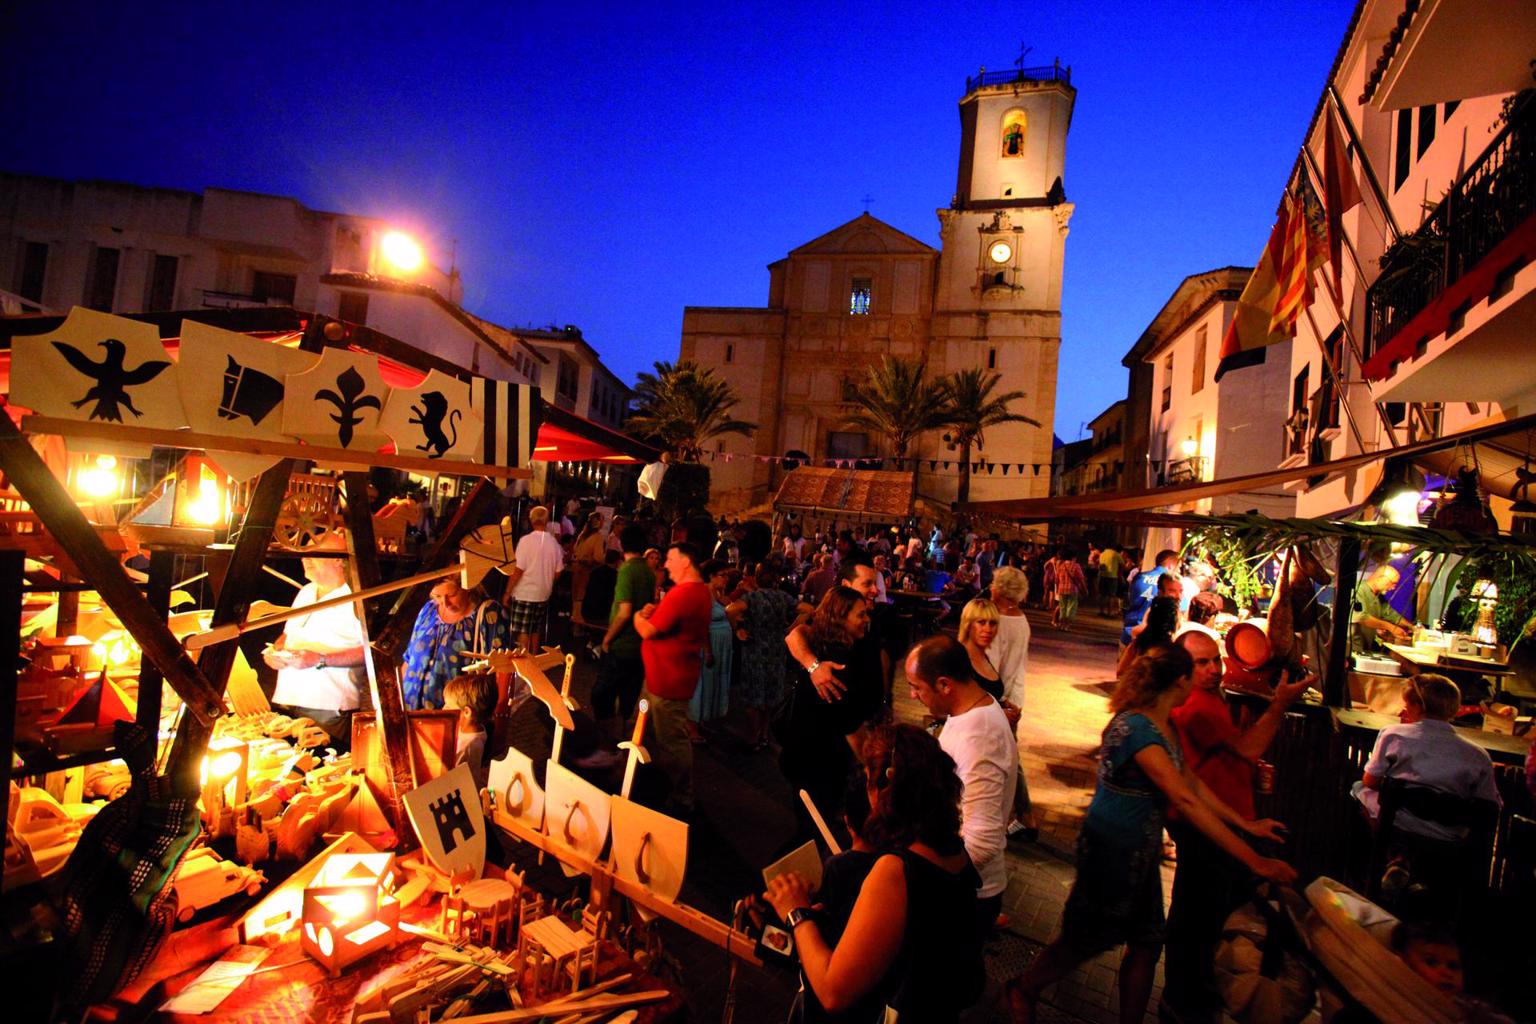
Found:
[301,852,400,976]
[1429,466,1496,534]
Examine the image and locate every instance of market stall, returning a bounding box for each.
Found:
[0,307,737,1023]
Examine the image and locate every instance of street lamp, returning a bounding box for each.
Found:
[379,231,424,274]
[1179,436,1199,459]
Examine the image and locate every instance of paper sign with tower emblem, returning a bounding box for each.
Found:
[9,307,186,457]
[486,746,544,831]
[281,348,391,457]
[402,763,485,879]
[610,795,688,902]
[176,321,320,481]
[545,761,611,870]
[378,369,481,464]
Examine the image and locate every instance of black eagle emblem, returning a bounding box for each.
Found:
[52,338,171,422]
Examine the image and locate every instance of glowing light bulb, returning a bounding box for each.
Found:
[1382,489,1422,525]
[380,231,424,273]
[76,463,120,499]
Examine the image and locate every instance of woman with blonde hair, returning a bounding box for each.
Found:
[1006,644,1296,1023]
[987,567,1037,839]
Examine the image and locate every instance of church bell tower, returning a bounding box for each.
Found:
[928,59,1074,503]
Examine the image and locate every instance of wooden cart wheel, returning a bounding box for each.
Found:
[274,497,333,549]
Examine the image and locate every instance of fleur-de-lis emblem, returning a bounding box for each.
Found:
[314,366,382,447]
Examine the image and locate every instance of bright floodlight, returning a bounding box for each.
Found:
[380,231,424,273]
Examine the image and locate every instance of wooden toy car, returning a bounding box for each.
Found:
[172,847,266,922]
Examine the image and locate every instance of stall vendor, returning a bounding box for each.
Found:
[401,579,509,710]
[1353,564,1412,652]
[263,532,368,748]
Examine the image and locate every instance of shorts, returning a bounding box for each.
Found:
[1058,593,1080,619]
[508,599,548,636]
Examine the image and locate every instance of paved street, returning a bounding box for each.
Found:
[509,605,1170,1023]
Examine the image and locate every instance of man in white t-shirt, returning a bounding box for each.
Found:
[906,635,1018,942]
[263,533,368,749]
[503,505,565,653]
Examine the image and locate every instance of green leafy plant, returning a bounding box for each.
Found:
[1184,527,1272,613]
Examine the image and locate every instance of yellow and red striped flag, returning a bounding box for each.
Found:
[1269,194,1314,336]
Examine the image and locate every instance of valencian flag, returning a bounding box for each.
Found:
[1215,174,1328,381]
[1322,106,1364,294]
[471,379,542,470]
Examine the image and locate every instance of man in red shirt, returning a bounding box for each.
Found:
[1161,629,1311,1024]
[632,542,713,816]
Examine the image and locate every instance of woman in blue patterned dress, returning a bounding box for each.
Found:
[727,564,799,751]
[1005,644,1297,1024]
[689,562,736,738]
[401,579,509,710]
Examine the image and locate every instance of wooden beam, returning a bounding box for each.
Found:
[134,550,176,734]
[166,460,296,782]
[342,472,383,596]
[0,413,225,727]
[21,416,532,480]
[492,808,763,965]
[375,479,500,659]
[0,551,24,869]
[348,556,417,846]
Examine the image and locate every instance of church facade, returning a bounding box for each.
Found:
[680,65,1074,513]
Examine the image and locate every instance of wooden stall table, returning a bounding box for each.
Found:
[1333,707,1528,766]
[1380,642,1513,682]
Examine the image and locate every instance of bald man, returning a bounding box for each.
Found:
[1161,630,1312,1023]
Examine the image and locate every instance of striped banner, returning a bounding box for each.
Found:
[471,379,542,470]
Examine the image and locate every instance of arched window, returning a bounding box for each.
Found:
[1000,109,1026,159]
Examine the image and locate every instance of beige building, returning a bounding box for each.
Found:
[1269,0,1536,519]
[680,64,1074,512]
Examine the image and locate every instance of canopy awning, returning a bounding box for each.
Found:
[965,412,1536,523]
[774,466,913,521]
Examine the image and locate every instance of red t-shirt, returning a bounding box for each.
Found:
[641,581,713,700]
[1170,685,1256,820]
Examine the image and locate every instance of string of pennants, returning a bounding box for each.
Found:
[702,449,1051,475]
[9,307,541,482]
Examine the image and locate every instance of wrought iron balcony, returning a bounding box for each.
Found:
[965,62,1071,94]
[1166,456,1207,485]
[1366,94,1536,358]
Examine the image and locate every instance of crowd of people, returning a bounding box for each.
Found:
[266,504,1514,1023]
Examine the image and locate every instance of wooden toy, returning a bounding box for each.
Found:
[301,851,400,976]
[237,831,378,943]
[440,876,521,949]
[402,763,486,881]
[486,746,544,831]
[172,847,266,923]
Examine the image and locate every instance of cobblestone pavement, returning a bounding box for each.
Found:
[515,606,1171,1023]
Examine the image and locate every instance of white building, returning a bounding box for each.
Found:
[1124,266,1296,555]
[468,321,631,432]
[1274,0,1536,518]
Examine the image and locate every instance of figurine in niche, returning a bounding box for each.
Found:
[52,338,171,422]
[409,390,462,458]
[1001,117,1025,157]
[218,356,284,427]
[314,366,382,447]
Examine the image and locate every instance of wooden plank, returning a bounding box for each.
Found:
[134,550,175,734]
[0,413,225,727]
[21,415,532,480]
[374,479,500,659]
[342,472,383,598]
[166,459,296,782]
[493,808,762,965]
[349,555,418,846]
[0,551,24,868]
[1325,537,1360,708]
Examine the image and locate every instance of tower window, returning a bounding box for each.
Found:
[16,241,48,303]
[1191,325,1207,394]
[1000,109,1026,159]
[725,343,734,363]
[987,348,997,369]
[84,246,120,311]
[849,277,872,315]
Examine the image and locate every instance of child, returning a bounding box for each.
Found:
[1391,921,1513,1022]
[443,674,497,791]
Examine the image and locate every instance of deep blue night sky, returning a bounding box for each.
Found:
[1,1,1353,441]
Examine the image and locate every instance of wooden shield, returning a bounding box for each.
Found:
[544,761,610,870]
[10,307,185,456]
[402,763,485,880]
[176,321,319,481]
[281,348,391,456]
[610,795,688,902]
[378,369,481,464]
[487,745,544,830]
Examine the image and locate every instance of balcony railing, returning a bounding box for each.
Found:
[1165,456,1207,485]
[1367,94,1536,357]
[965,62,1071,94]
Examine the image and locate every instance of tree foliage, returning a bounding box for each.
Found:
[627,360,755,462]
[940,368,1038,505]
[840,356,950,460]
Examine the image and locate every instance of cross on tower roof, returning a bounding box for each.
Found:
[861,194,875,213]
[1015,43,1033,69]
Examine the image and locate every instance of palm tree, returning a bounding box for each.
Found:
[627,360,755,462]
[841,355,951,507]
[940,367,1039,505]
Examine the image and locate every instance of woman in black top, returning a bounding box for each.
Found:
[767,723,984,1022]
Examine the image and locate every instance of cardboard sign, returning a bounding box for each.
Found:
[281,349,390,455]
[402,763,485,880]
[486,745,544,830]
[379,369,481,463]
[544,760,610,870]
[610,795,688,902]
[10,307,185,456]
[176,321,319,480]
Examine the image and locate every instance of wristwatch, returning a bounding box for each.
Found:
[316,654,328,669]
[784,907,814,930]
